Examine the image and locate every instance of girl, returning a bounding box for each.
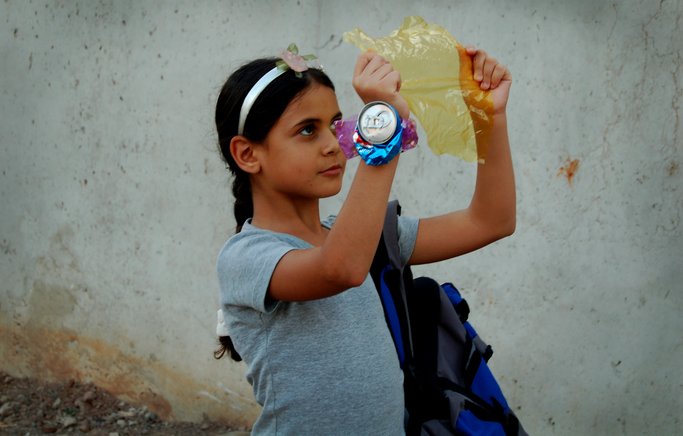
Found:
[214,45,513,434]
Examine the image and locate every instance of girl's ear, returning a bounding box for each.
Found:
[230,136,261,174]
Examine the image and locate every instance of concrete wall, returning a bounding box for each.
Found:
[1,0,680,433]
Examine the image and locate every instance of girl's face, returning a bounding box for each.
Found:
[255,84,345,200]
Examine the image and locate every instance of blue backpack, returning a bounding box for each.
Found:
[370,201,527,435]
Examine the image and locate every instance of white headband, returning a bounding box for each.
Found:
[237,67,286,136]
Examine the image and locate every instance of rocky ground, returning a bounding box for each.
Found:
[0,372,248,435]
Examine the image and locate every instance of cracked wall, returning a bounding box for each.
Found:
[1,0,681,433]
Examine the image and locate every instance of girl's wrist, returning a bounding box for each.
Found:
[472,110,507,132]
[353,102,405,166]
[358,95,409,119]
[385,96,410,120]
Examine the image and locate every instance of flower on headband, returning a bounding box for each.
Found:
[276,43,320,78]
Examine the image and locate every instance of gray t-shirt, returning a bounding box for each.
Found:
[217,215,419,435]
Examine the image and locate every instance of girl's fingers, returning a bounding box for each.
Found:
[367,66,401,94]
[480,56,497,89]
[489,63,507,89]
[361,54,400,89]
[468,47,507,90]
[363,53,389,76]
[472,49,487,82]
[374,62,395,80]
[352,51,403,104]
[386,70,401,92]
[353,51,387,80]
[353,51,374,78]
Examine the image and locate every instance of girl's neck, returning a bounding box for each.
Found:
[251,194,327,246]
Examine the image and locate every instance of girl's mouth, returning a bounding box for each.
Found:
[320,164,343,176]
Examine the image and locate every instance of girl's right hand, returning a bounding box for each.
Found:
[352,51,410,119]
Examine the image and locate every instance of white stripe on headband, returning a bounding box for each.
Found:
[237,67,286,136]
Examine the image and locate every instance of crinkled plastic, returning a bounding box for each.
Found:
[344,16,494,162]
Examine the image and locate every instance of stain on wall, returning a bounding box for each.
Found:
[557,158,580,185]
[0,323,257,426]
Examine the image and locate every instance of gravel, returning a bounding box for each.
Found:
[0,371,249,435]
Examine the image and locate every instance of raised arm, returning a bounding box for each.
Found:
[268,52,411,301]
[409,46,515,265]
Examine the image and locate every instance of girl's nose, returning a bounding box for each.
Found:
[322,127,341,155]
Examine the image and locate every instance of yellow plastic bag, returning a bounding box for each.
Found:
[344,16,493,162]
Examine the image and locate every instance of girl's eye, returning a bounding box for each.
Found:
[300,125,315,137]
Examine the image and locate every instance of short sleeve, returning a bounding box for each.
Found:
[217,231,296,313]
[397,215,419,266]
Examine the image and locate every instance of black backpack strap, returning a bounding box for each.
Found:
[381,200,402,269]
[371,200,415,366]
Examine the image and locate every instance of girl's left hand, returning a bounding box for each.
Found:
[352,51,410,119]
[466,46,512,115]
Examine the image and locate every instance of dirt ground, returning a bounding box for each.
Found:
[0,371,249,435]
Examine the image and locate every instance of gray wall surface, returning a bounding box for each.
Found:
[1,0,681,433]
